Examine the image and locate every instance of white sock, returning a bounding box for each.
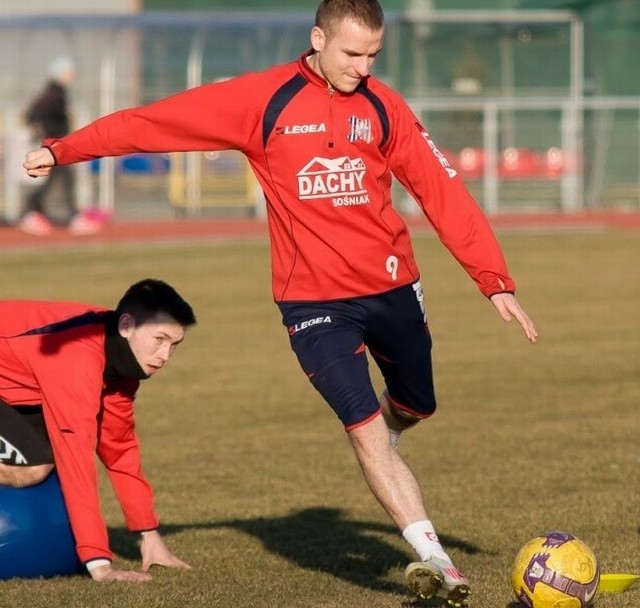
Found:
[402,520,451,562]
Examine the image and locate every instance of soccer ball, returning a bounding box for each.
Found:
[511,531,600,608]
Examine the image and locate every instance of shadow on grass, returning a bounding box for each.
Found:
[109,506,481,598]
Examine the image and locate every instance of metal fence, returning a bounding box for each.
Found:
[1,9,638,224]
[399,96,640,215]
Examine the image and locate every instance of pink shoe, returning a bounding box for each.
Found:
[82,207,112,223]
[68,213,103,235]
[19,212,53,236]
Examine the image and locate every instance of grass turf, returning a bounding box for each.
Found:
[0,229,638,608]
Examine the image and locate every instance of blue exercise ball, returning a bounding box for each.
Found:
[0,471,83,579]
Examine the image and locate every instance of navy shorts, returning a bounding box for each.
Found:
[278,281,437,430]
[0,400,53,466]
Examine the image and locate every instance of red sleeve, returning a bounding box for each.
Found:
[97,379,159,533]
[385,92,516,298]
[42,72,269,165]
[33,335,113,563]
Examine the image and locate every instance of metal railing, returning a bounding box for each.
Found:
[404,96,640,214]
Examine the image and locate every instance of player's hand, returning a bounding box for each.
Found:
[489,292,538,343]
[23,148,55,178]
[89,563,152,582]
[140,529,192,572]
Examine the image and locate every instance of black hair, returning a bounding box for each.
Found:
[115,279,197,327]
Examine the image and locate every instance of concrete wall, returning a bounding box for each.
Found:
[0,0,138,15]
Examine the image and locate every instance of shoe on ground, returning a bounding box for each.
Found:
[405,556,470,607]
[19,211,53,236]
[82,207,112,223]
[68,212,103,235]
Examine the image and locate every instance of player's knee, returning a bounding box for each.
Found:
[391,405,422,423]
[0,463,54,488]
[347,413,391,452]
[21,463,54,487]
[382,391,435,428]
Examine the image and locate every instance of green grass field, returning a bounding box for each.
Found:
[0,228,638,608]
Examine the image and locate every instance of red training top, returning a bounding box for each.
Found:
[45,51,515,301]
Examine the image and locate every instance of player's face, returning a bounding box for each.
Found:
[310,18,383,93]
[119,312,185,376]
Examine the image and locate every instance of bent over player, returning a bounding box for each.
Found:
[24,0,537,603]
[0,279,196,582]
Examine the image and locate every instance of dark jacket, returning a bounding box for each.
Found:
[26,81,70,139]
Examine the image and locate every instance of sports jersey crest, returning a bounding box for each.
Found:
[347,116,373,144]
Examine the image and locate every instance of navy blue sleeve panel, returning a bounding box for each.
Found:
[263,73,308,147]
[355,84,390,149]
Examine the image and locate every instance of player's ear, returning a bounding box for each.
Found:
[117,312,135,338]
[310,26,326,52]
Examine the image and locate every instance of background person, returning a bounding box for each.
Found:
[23,0,537,603]
[0,279,197,582]
[20,55,102,236]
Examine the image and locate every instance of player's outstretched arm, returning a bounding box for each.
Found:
[489,292,538,343]
[140,529,192,572]
[23,148,55,177]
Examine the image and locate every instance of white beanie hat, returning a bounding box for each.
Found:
[48,55,76,80]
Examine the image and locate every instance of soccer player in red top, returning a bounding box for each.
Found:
[24,1,537,603]
[0,279,196,582]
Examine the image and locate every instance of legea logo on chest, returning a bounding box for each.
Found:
[297,156,367,201]
[276,123,327,135]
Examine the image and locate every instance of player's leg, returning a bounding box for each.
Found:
[364,282,470,606]
[378,389,418,448]
[279,296,469,605]
[349,420,469,606]
[366,281,436,448]
[279,300,376,427]
[280,300,431,528]
[0,401,54,487]
[347,413,429,529]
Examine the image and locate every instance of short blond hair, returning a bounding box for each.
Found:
[315,0,384,38]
